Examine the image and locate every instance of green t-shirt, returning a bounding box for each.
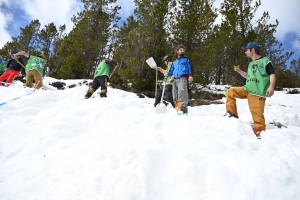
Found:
[94,60,110,78]
[25,55,46,76]
[243,57,272,97]
[163,64,173,84]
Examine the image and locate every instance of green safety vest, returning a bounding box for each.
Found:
[94,60,110,78]
[243,57,272,97]
[25,55,46,76]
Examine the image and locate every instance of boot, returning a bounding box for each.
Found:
[84,88,94,99]
[84,92,92,99]
[100,93,107,98]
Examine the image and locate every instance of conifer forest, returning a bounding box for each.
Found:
[1,0,300,90]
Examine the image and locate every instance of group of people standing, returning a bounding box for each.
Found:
[154,45,193,116]
[153,43,276,138]
[1,42,276,138]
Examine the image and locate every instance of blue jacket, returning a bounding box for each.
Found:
[168,56,193,78]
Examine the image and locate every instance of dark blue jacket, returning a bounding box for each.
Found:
[168,56,193,78]
[6,57,25,74]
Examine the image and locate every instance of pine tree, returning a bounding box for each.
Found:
[18,20,41,53]
[217,0,293,87]
[168,0,217,85]
[289,58,300,87]
[0,20,41,57]
[57,0,120,79]
[113,0,171,90]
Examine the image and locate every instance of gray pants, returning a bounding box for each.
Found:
[173,78,189,114]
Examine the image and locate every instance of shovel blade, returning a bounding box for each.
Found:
[146,57,157,69]
[155,103,167,114]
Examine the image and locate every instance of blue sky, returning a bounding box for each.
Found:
[0,0,299,66]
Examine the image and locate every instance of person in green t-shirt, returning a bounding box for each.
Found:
[225,42,276,139]
[154,55,175,108]
[84,59,119,99]
[12,51,47,90]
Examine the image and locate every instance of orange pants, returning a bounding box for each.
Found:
[226,87,266,133]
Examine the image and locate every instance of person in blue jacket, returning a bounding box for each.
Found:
[166,45,193,115]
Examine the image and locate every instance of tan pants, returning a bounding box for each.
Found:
[26,70,43,89]
[226,87,266,133]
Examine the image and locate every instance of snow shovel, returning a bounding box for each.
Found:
[155,78,167,114]
[146,57,157,69]
[146,57,158,97]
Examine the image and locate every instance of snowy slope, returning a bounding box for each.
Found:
[0,77,300,200]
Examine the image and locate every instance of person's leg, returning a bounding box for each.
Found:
[177,78,189,114]
[154,87,163,107]
[173,79,179,110]
[0,71,11,86]
[5,70,20,87]
[98,76,108,98]
[26,70,34,88]
[84,77,101,99]
[225,87,248,117]
[32,70,43,89]
[248,94,266,134]
[165,84,175,108]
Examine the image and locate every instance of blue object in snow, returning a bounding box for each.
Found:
[0,93,32,107]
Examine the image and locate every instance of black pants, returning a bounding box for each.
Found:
[89,75,108,97]
[154,84,175,108]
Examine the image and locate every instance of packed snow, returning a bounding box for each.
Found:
[1,77,300,200]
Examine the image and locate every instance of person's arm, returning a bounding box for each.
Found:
[234,65,247,78]
[105,59,118,67]
[156,67,166,74]
[267,74,276,97]
[187,59,193,82]
[13,51,30,58]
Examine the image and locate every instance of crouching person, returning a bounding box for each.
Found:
[84,59,119,99]
[12,51,46,89]
[0,53,25,87]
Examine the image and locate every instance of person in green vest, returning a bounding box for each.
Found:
[154,55,175,108]
[12,51,47,89]
[225,42,276,139]
[84,59,119,99]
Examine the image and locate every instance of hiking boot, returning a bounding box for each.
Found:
[84,92,92,99]
[224,112,239,119]
[255,132,262,139]
[100,93,107,98]
[255,130,266,139]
